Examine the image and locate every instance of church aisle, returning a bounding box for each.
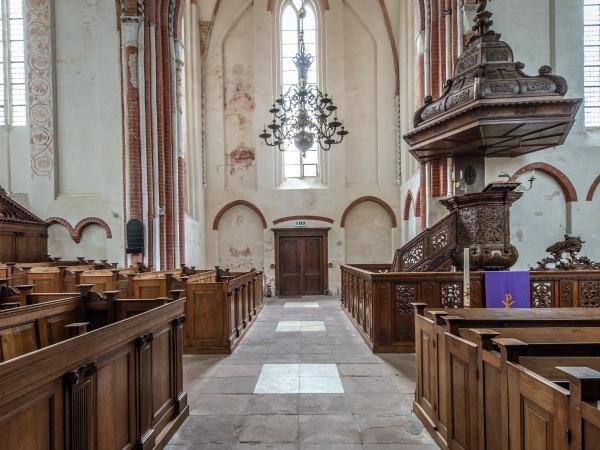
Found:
[167,296,438,449]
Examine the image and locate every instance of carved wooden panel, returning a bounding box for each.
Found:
[580,281,600,308]
[395,284,416,314]
[64,363,96,450]
[137,332,155,448]
[532,281,552,308]
[441,283,462,308]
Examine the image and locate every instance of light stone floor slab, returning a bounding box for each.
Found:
[254,364,344,394]
[284,302,320,308]
[168,296,439,449]
[276,321,326,332]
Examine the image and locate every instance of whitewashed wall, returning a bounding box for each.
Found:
[199,0,401,293]
[0,0,124,264]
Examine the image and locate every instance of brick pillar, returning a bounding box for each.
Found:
[121,13,144,262]
[174,39,185,265]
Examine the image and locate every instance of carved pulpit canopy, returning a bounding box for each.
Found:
[0,186,47,225]
[403,0,582,163]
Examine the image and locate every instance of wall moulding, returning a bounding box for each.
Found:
[212,200,268,230]
[340,196,398,228]
[586,175,600,201]
[46,217,113,243]
[273,215,335,225]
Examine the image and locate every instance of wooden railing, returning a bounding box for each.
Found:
[340,264,600,352]
[391,211,457,272]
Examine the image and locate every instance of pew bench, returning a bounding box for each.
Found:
[413,305,600,450]
[0,299,188,450]
[185,269,264,354]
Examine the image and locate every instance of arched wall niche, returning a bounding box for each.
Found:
[216,204,265,271]
[340,196,397,228]
[344,200,393,264]
[510,171,568,269]
[48,223,109,261]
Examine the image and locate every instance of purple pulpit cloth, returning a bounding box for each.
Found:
[484,271,531,308]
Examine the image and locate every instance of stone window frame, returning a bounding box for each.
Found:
[585,0,600,127]
[0,0,26,127]
[272,0,330,190]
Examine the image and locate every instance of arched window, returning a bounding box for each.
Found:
[280,0,319,179]
[585,0,600,127]
[0,0,26,126]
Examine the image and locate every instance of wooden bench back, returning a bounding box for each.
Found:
[0,296,85,362]
[0,299,187,450]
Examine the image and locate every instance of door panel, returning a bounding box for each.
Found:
[277,232,326,296]
[302,237,322,295]
[280,238,301,295]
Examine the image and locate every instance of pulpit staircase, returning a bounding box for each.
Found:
[392,211,457,272]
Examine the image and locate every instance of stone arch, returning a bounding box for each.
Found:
[341,196,397,228]
[415,188,422,218]
[586,175,600,201]
[510,162,578,203]
[403,191,414,220]
[213,200,267,230]
[344,200,394,264]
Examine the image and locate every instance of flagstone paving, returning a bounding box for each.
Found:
[167,296,439,449]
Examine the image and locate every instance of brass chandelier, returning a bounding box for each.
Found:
[259,1,348,156]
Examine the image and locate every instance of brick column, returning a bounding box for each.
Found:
[174,40,185,264]
[121,13,144,253]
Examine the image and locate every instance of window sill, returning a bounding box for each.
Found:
[277,178,328,190]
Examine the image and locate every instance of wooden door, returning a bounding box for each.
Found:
[274,229,329,296]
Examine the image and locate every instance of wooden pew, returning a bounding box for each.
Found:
[412,305,600,450]
[185,269,264,354]
[0,295,87,362]
[0,299,188,450]
[560,367,600,449]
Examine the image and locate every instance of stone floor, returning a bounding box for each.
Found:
[167,296,438,450]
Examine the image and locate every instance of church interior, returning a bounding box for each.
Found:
[1,0,600,448]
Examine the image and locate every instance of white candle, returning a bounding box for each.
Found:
[463,247,470,308]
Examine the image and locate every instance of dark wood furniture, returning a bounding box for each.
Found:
[413,305,600,450]
[0,188,49,263]
[340,264,600,353]
[0,299,188,450]
[185,269,264,354]
[274,228,329,296]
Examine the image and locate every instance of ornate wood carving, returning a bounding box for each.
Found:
[580,281,600,308]
[65,362,96,450]
[532,281,552,308]
[441,283,461,308]
[403,0,581,162]
[535,235,600,271]
[395,284,416,314]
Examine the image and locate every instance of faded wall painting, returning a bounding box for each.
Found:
[223,8,257,188]
[217,205,264,271]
